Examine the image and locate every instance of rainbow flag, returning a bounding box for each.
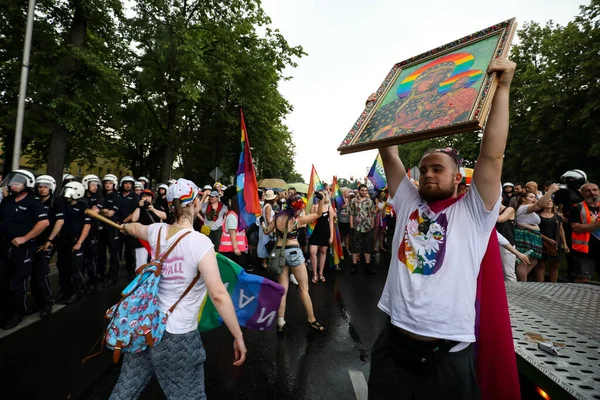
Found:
[367,153,387,191]
[306,165,324,238]
[198,254,285,332]
[330,217,344,266]
[236,109,261,230]
[331,176,344,211]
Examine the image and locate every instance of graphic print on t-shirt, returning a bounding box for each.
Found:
[398,203,448,275]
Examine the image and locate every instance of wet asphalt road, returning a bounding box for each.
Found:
[1,254,392,400]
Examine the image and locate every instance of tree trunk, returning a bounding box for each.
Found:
[160,144,174,183]
[47,124,68,190]
[45,1,86,187]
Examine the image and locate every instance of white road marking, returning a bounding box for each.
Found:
[0,304,66,339]
[348,369,368,400]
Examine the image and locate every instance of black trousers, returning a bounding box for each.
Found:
[123,235,137,278]
[31,246,54,304]
[368,322,479,400]
[57,239,85,295]
[98,226,121,281]
[0,244,34,320]
[84,231,99,284]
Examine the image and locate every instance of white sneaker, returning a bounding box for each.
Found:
[290,274,299,285]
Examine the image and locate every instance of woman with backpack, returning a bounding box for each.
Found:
[111,179,247,399]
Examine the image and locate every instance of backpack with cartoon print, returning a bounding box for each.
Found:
[86,227,198,364]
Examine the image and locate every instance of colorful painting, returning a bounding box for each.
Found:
[338,19,516,155]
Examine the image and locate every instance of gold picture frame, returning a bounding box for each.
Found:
[338,18,517,155]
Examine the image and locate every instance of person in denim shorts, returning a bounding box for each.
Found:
[264,194,327,332]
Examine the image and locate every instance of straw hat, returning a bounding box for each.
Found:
[264,189,276,201]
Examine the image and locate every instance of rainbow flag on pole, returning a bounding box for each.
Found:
[198,254,285,332]
[236,109,261,230]
[367,153,387,191]
[330,177,345,266]
[306,165,324,238]
[331,176,344,211]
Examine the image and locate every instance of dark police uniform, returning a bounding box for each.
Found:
[83,191,104,286]
[154,195,171,224]
[118,190,140,279]
[57,199,91,299]
[32,195,65,308]
[0,192,48,324]
[99,190,121,286]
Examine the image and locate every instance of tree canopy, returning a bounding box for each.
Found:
[0,0,305,184]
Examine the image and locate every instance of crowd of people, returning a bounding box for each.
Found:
[0,58,598,399]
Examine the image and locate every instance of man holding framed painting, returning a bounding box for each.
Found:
[339,19,521,400]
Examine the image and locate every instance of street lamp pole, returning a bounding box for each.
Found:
[12,0,36,171]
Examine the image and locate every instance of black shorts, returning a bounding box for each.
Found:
[573,252,598,279]
[338,222,350,236]
[350,229,373,254]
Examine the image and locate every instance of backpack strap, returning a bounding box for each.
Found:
[146,226,192,277]
[166,272,200,317]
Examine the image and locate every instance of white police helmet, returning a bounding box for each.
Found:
[3,169,36,190]
[82,174,101,191]
[62,181,85,200]
[35,175,57,192]
[120,175,135,187]
[102,174,119,188]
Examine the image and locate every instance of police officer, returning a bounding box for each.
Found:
[118,176,140,280]
[58,182,91,305]
[82,174,103,291]
[62,173,75,186]
[555,169,587,280]
[138,176,149,189]
[31,175,64,316]
[99,174,121,288]
[0,170,49,329]
[134,181,144,197]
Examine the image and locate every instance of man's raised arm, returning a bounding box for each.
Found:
[379,146,406,199]
[364,93,407,198]
[472,58,516,210]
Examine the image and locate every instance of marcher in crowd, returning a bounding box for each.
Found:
[131,189,167,269]
[257,190,276,269]
[368,58,515,399]
[201,190,228,249]
[110,179,246,398]
[308,191,334,283]
[569,182,600,283]
[497,202,517,281]
[514,184,559,281]
[538,198,568,283]
[348,184,376,275]
[264,195,326,332]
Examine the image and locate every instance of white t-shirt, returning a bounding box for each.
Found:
[378,176,501,342]
[202,202,228,231]
[516,205,541,225]
[148,223,213,334]
[225,212,238,231]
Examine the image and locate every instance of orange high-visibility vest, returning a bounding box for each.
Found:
[218,211,248,253]
[572,201,592,253]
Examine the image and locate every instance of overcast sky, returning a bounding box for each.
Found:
[260,0,585,183]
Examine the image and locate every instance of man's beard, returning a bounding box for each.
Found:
[419,183,455,203]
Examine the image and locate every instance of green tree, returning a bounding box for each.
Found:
[505,0,600,183]
[120,0,305,184]
[0,0,126,183]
